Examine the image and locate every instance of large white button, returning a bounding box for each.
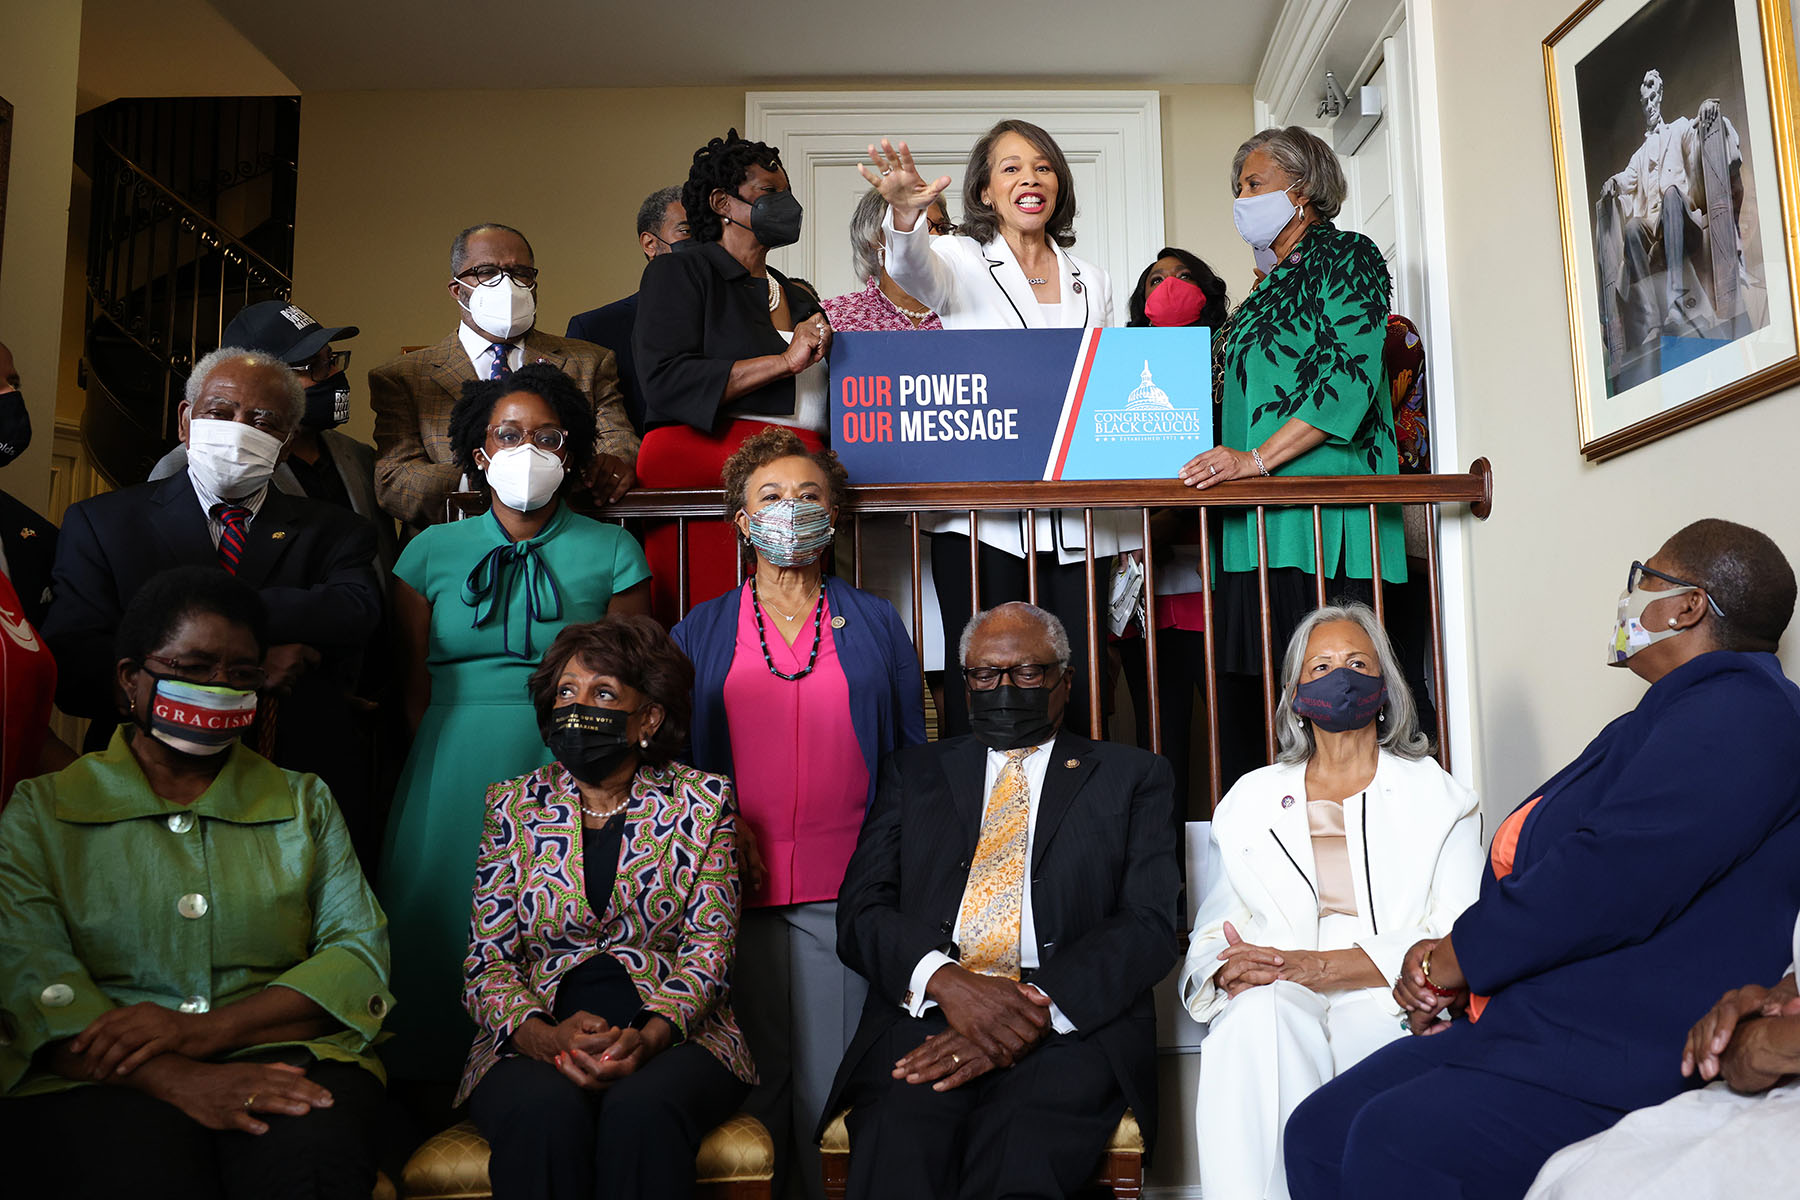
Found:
[177,893,209,919]
[167,812,195,834]
[178,995,210,1014]
[40,983,74,1008]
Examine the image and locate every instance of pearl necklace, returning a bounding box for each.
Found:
[881,289,931,320]
[579,797,628,822]
[765,275,780,312]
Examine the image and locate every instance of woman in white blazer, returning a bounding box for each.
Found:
[860,121,1127,737]
[1177,602,1483,1200]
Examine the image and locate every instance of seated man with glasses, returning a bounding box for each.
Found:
[42,348,382,860]
[822,601,1181,1199]
[369,222,640,537]
[149,300,398,576]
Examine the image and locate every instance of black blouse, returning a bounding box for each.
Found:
[550,816,642,1028]
[632,240,825,433]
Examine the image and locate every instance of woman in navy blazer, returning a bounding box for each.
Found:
[671,428,924,1200]
[1284,519,1800,1200]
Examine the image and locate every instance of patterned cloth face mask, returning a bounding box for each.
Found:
[1606,560,1719,667]
[141,677,258,756]
[744,499,835,567]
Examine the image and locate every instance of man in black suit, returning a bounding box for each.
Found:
[43,348,382,855]
[564,185,689,433]
[824,602,1181,1199]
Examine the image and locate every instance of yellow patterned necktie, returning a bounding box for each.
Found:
[956,746,1038,979]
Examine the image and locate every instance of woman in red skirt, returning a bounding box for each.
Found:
[634,130,832,624]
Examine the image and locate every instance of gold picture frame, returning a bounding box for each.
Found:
[1546,0,1800,460]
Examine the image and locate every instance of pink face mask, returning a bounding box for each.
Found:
[1144,275,1206,327]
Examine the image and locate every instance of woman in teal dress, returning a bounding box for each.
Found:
[379,364,651,1081]
[1178,126,1406,789]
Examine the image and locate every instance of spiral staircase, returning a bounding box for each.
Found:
[78,96,300,488]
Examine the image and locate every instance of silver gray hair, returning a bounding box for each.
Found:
[1231,126,1347,220]
[958,602,1071,669]
[849,187,888,284]
[183,346,304,430]
[1274,601,1430,764]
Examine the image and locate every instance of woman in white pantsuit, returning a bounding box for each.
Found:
[1178,603,1483,1200]
[859,123,1130,739]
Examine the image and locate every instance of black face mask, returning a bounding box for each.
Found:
[967,684,1060,751]
[302,373,351,429]
[732,190,804,249]
[546,702,640,785]
[0,390,31,467]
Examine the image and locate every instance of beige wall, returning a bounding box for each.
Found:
[1431,0,1800,815]
[0,0,81,511]
[76,0,295,111]
[291,82,1254,444]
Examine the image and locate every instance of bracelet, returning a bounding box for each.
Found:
[1250,448,1270,476]
[1420,948,1459,998]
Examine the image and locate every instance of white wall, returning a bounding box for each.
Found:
[1429,0,1800,819]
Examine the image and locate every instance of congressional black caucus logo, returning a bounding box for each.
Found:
[1092,361,1207,442]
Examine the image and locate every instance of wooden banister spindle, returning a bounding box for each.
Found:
[1141,507,1161,757]
[1255,507,1276,765]
[1083,509,1101,740]
[1426,503,1450,768]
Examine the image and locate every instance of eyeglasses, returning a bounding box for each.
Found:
[141,653,268,691]
[927,218,957,236]
[489,424,568,453]
[1627,560,1726,618]
[961,662,1063,690]
[291,349,352,383]
[456,265,540,289]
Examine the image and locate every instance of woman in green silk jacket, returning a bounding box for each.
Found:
[0,566,392,1200]
[1178,125,1407,789]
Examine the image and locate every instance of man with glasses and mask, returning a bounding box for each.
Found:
[823,601,1180,1199]
[149,301,397,575]
[370,222,640,536]
[42,348,384,861]
[566,185,690,434]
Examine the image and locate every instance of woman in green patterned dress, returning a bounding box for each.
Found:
[1178,126,1407,788]
[378,365,651,1082]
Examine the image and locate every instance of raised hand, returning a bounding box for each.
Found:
[857,139,952,230]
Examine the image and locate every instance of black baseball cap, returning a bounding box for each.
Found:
[222,301,359,366]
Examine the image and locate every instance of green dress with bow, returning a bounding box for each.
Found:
[377,503,650,1080]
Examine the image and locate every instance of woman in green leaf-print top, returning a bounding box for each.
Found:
[1180,126,1405,780]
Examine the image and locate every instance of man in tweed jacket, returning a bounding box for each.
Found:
[369,222,640,535]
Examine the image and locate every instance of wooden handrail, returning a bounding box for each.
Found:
[597,459,1495,520]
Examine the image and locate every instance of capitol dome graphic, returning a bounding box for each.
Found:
[1125,361,1174,411]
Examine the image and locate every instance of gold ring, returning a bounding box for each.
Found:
[950,1053,960,1065]
[244,1093,258,1110]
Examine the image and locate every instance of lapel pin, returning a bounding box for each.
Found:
[1065,758,1080,768]
[830,615,846,629]
[1280,795,1295,808]
[19,527,35,538]
[270,531,287,540]
[1071,279,1084,294]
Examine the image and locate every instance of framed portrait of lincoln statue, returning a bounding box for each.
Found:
[1545,0,1800,459]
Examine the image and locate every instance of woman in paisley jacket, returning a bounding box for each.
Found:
[1176,125,1407,790]
[459,616,753,1200]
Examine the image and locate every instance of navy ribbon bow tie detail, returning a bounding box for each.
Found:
[463,537,563,660]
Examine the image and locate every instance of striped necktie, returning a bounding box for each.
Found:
[216,505,251,574]
[956,746,1038,979]
[489,342,514,379]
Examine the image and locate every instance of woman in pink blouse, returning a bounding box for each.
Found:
[672,428,925,1200]
[821,188,950,333]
